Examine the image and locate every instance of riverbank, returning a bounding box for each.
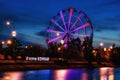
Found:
[0,60,116,71]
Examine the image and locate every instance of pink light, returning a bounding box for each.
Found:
[81,73,88,80]
[100,67,114,80]
[3,72,23,80]
[54,70,68,80]
[48,35,64,44]
[71,22,90,33]
[64,44,67,48]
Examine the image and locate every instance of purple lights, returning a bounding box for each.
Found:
[46,8,93,46]
[51,19,65,31]
[70,13,83,31]
[71,22,90,33]
[47,35,64,44]
[68,8,73,30]
[60,10,67,31]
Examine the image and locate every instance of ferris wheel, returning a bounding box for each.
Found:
[46,8,93,46]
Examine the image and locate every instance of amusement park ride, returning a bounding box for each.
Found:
[46,8,93,63]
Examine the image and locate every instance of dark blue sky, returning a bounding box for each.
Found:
[0,0,120,48]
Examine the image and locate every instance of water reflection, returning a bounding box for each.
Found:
[54,69,68,80]
[99,67,114,80]
[0,67,115,80]
[1,72,23,80]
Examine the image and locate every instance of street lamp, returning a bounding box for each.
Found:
[109,45,113,49]
[7,40,12,45]
[60,40,64,45]
[100,42,104,47]
[2,41,5,45]
[56,32,60,36]
[6,21,11,26]
[11,31,17,37]
[104,48,107,51]
[57,47,61,51]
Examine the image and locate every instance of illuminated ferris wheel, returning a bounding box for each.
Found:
[46,8,93,46]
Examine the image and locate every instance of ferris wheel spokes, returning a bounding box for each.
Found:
[47,34,64,44]
[71,22,90,33]
[68,8,73,31]
[51,19,65,32]
[60,10,67,31]
[70,13,83,31]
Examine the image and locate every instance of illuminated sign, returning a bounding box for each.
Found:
[26,57,50,61]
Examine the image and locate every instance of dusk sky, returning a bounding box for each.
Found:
[0,0,120,48]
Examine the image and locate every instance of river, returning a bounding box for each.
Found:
[0,67,120,80]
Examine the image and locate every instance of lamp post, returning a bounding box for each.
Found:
[100,42,104,47]
[6,21,11,26]
[11,31,17,37]
[7,40,12,45]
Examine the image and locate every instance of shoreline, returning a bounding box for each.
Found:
[0,60,116,71]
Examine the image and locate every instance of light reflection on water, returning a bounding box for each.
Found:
[99,67,114,80]
[0,67,119,80]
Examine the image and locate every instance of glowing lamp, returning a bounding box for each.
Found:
[2,41,5,45]
[104,48,107,51]
[60,40,64,44]
[7,40,12,44]
[100,42,104,47]
[11,31,17,37]
[57,47,61,51]
[108,48,111,51]
[25,46,28,48]
[109,46,113,49]
[56,32,60,36]
[6,21,11,26]
[92,50,96,53]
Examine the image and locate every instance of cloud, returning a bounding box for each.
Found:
[94,24,119,32]
[35,31,46,37]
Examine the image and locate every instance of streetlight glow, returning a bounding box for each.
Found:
[56,32,60,36]
[100,42,104,47]
[11,31,17,37]
[25,46,28,48]
[92,50,96,53]
[110,46,113,49]
[6,21,11,26]
[104,48,107,51]
[1,41,5,45]
[60,40,64,44]
[7,40,12,44]
[57,47,61,51]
